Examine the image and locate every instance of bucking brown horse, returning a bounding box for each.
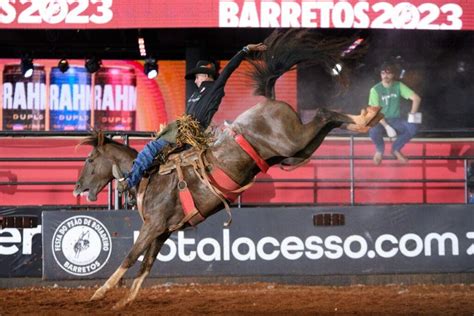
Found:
[73,29,381,309]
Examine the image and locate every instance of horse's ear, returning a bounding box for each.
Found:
[97,130,105,147]
[76,129,104,151]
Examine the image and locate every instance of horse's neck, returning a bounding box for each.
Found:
[107,143,138,173]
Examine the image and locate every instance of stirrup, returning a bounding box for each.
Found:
[126,187,137,205]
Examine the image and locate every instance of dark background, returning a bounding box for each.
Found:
[1,28,473,130]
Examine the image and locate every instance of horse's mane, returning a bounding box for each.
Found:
[77,131,136,153]
[246,29,365,99]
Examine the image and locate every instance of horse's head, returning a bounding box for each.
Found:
[73,131,137,202]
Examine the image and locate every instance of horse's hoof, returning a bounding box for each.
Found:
[112,299,130,310]
[90,288,106,301]
[363,106,382,126]
[345,123,370,133]
[368,113,384,127]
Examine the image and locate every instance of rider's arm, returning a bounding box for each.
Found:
[197,44,266,127]
[213,43,266,95]
[211,48,248,92]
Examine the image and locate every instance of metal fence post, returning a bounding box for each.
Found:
[464,159,469,204]
[350,135,355,206]
[107,182,113,210]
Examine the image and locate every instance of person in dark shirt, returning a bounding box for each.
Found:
[115,43,266,193]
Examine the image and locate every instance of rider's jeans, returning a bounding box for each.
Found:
[126,137,169,187]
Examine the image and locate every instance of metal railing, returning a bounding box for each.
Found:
[237,137,474,207]
[1,130,474,209]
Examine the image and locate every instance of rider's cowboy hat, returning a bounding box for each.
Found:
[185,60,218,80]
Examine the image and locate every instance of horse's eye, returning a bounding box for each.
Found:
[87,158,94,163]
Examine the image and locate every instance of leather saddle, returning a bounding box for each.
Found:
[157,147,205,175]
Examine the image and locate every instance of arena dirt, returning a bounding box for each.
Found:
[0,283,473,315]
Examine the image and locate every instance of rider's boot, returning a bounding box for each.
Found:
[113,165,137,206]
[112,165,129,193]
[116,179,129,194]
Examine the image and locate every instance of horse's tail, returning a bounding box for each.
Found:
[247,29,364,99]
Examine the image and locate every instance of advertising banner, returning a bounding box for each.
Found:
[0,207,42,277]
[0,59,180,131]
[42,205,474,280]
[0,59,295,132]
[0,1,473,30]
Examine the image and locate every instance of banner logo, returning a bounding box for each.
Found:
[135,229,468,263]
[52,215,112,276]
[219,1,463,30]
[0,0,113,25]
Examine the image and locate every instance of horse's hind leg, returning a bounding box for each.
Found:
[113,232,171,310]
[298,107,376,144]
[282,107,381,166]
[281,121,341,166]
[344,107,382,130]
[90,222,166,301]
[309,106,381,127]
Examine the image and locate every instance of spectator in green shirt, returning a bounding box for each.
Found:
[368,62,422,165]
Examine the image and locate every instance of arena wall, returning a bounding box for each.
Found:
[1,205,473,281]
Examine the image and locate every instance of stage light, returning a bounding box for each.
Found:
[21,56,34,78]
[331,63,343,76]
[58,59,69,73]
[457,61,466,73]
[144,58,158,79]
[138,37,147,57]
[85,57,102,73]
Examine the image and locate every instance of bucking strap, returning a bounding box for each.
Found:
[226,128,269,173]
[178,186,205,226]
[207,166,240,201]
[168,159,205,232]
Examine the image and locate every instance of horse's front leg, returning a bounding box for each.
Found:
[113,232,171,310]
[90,222,163,301]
